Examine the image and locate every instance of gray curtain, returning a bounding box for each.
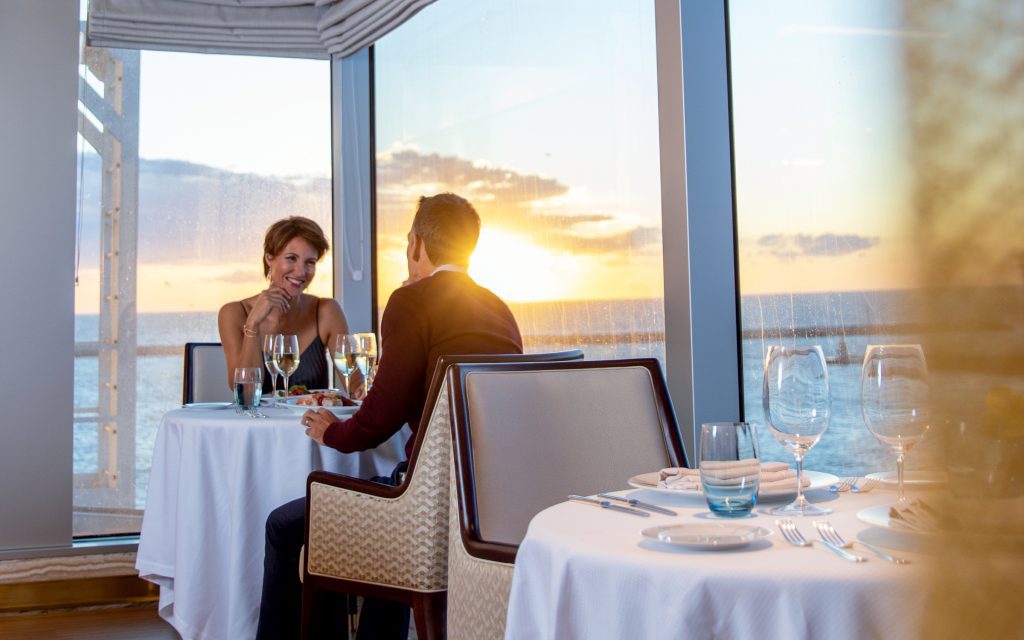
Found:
[87,0,438,59]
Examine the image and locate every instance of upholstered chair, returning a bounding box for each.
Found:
[445,359,688,639]
[182,342,231,404]
[300,350,583,640]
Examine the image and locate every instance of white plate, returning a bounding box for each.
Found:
[182,402,233,410]
[642,523,772,550]
[628,470,839,500]
[276,396,359,417]
[866,470,947,488]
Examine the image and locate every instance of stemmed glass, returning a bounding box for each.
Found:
[274,334,300,396]
[356,332,378,392]
[262,334,283,398]
[860,344,930,505]
[763,345,832,516]
[333,334,362,397]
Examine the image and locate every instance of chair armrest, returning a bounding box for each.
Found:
[307,469,405,500]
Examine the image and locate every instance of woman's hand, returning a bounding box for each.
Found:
[246,285,292,332]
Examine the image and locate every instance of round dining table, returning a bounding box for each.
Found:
[505,484,933,640]
[135,403,409,640]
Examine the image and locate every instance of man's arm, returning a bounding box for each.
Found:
[319,288,429,453]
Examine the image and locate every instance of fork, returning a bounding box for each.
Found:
[813,520,908,564]
[776,519,865,562]
[829,477,857,493]
[850,478,879,493]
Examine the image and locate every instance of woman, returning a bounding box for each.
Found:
[218,216,348,395]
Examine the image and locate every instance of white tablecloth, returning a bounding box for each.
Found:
[136,405,409,640]
[506,486,930,640]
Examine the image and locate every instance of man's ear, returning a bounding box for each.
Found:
[411,235,423,262]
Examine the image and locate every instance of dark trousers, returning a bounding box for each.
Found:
[255,464,411,640]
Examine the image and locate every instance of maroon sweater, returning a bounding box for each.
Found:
[323,270,523,457]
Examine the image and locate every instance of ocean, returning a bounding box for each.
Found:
[75,287,1021,510]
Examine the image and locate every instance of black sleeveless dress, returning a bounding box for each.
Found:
[241,301,330,393]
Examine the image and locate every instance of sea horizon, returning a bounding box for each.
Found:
[73,284,1021,511]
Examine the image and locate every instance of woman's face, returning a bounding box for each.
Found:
[265,236,320,296]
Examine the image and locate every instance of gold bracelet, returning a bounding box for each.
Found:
[243,324,259,338]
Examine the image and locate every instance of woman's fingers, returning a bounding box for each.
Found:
[262,287,292,309]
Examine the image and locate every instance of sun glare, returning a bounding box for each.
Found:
[469,228,583,303]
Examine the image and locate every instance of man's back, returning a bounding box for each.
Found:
[323,270,522,454]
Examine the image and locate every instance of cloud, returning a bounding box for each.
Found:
[551,225,662,255]
[76,154,331,267]
[377,149,568,204]
[77,148,657,276]
[376,149,659,256]
[531,213,617,226]
[758,233,879,259]
[215,269,262,284]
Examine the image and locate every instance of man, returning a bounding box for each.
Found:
[256,193,523,640]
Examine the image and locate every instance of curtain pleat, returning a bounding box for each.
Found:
[86,0,437,59]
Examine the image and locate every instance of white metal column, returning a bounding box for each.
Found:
[657,0,742,459]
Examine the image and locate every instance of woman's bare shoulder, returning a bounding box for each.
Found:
[314,296,348,335]
[219,296,256,320]
[314,295,344,314]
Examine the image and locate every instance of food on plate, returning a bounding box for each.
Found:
[294,390,355,407]
[288,385,309,396]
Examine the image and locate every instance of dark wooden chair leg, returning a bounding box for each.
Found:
[300,583,316,640]
[412,591,447,640]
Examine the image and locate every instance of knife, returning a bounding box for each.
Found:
[568,495,650,517]
[815,539,866,562]
[854,540,909,564]
[597,493,676,516]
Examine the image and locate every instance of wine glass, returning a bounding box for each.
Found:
[274,334,300,396]
[333,334,362,397]
[233,367,263,416]
[262,333,283,398]
[763,345,832,516]
[356,332,378,391]
[860,344,930,505]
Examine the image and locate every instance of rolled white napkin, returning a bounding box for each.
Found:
[888,500,943,533]
[658,461,808,491]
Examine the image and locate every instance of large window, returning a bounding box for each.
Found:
[729,0,1024,477]
[74,44,331,536]
[373,0,665,361]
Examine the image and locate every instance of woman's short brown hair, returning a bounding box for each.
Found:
[262,216,330,276]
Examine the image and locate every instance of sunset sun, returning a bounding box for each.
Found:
[469,228,584,303]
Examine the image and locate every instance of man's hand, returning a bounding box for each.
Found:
[301,408,335,445]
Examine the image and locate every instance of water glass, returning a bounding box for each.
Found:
[700,422,760,517]
[233,367,263,412]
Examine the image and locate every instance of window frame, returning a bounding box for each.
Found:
[340,0,742,460]
[3,0,737,558]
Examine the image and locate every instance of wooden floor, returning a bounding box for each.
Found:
[0,603,417,639]
[0,605,180,640]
